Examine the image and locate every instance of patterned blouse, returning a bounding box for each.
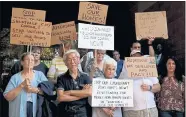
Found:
[157,76,185,112]
[86,58,105,78]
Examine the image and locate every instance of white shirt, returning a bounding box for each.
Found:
[119,56,159,111]
[123,77,158,111]
[27,93,33,102]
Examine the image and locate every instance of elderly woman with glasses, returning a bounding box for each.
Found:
[3,52,48,117]
[89,58,122,117]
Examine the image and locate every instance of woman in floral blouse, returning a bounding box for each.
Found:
[157,56,185,117]
[86,50,107,79]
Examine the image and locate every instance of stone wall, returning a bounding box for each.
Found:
[145,1,185,73]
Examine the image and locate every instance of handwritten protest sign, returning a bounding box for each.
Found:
[12,7,46,21]
[125,57,158,78]
[10,17,52,47]
[135,11,168,40]
[51,21,77,45]
[78,23,114,50]
[92,78,133,107]
[78,2,108,24]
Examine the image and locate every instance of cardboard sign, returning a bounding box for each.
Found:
[125,57,158,78]
[51,21,77,45]
[78,23,114,50]
[92,78,133,107]
[78,2,108,24]
[12,7,46,21]
[10,17,52,47]
[135,11,168,40]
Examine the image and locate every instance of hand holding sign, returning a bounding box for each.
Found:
[102,108,114,117]
[141,83,150,91]
[91,59,98,72]
[147,36,155,44]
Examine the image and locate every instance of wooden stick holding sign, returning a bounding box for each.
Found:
[27,45,29,52]
[62,43,65,54]
[29,45,32,75]
[90,22,98,67]
[24,45,32,92]
[94,49,97,65]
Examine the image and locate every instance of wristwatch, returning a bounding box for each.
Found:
[148,44,153,46]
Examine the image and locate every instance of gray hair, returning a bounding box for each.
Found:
[63,49,80,63]
[103,58,117,72]
[97,49,106,54]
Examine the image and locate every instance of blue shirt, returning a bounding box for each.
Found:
[115,60,123,78]
[3,70,48,117]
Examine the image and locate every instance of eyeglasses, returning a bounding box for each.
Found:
[67,57,78,63]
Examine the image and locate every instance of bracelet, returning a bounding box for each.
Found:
[148,44,152,46]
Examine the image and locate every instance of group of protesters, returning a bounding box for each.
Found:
[2,36,185,117]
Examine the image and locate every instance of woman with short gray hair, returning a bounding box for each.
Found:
[90,58,122,117]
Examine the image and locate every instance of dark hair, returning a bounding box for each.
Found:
[160,56,183,83]
[113,50,120,54]
[131,41,141,48]
[32,46,41,52]
[20,52,33,61]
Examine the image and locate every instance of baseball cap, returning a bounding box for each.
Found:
[130,50,143,56]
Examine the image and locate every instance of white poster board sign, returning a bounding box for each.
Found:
[92,78,133,107]
[78,23,114,50]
